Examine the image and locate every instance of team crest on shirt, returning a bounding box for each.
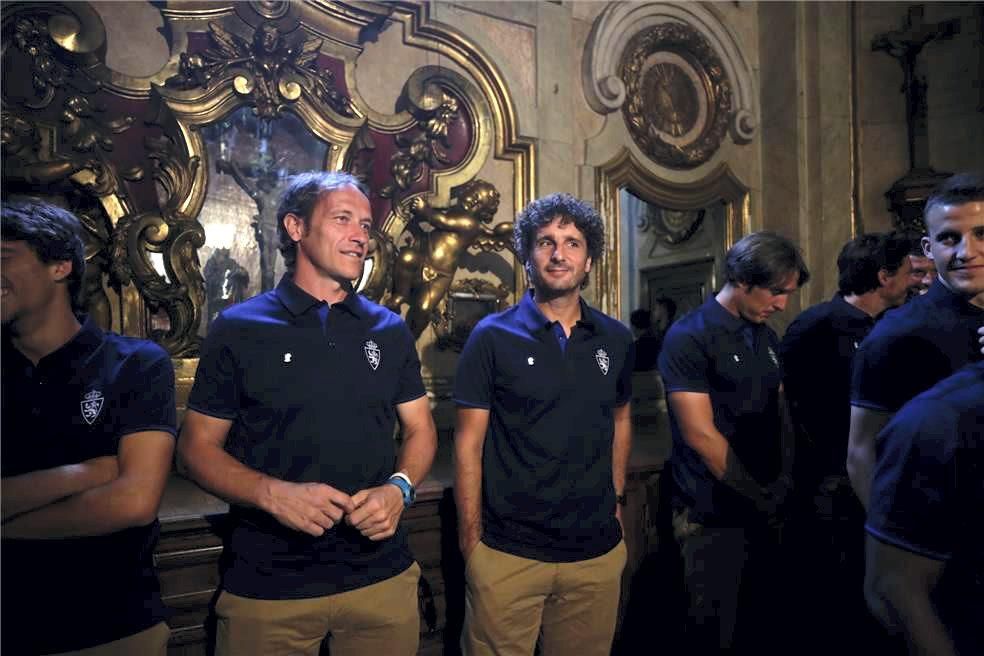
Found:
[364,339,380,371]
[80,389,104,425]
[595,348,610,375]
[767,346,779,368]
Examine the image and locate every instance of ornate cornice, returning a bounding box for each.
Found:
[582,2,757,144]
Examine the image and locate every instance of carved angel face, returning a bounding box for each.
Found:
[459,182,500,222]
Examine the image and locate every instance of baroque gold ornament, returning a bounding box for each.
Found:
[620,23,732,169]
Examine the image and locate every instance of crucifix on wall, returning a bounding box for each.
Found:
[872,4,960,232]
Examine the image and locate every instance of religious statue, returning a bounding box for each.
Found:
[203,247,250,328]
[388,179,511,339]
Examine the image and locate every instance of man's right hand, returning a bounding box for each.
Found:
[260,479,355,537]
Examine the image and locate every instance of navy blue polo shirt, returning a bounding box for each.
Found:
[659,295,783,526]
[1,316,176,654]
[852,281,984,414]
[187,276,424,599]
[781,294,876,482]
[866,362,984,655]
[453,290,633,562]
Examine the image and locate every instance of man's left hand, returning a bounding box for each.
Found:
[346,484,405,541]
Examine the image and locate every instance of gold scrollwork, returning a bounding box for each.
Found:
[164,21,355,120]
[620,22,733,170]
[432,277,510,352]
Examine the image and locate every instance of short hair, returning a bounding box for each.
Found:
[1,200,86,310]
[724,231,810,289]
[514,193,605,288]
[837,232,912,296]
[924,172,984,229]
[276,171,369,272]
[630,308,652,330]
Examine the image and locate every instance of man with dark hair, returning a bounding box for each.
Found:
[630,307,660,371]
[864,362,983,656]
[848,172,984,509]
[178,171,437,656]
[903,230,937,297]
[780,231,916,651]
[1,200,176,655]
[454,193,632,656]
[658,230,808,651]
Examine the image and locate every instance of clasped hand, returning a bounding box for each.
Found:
[263,479,405,540]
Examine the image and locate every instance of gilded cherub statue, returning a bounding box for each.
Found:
[389,179,512,338]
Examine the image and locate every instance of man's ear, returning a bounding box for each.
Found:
[49,259,73,283]
[283,212,305,242]
[876,267,891,288]
[921,236,932,259]
[585,255,592,273]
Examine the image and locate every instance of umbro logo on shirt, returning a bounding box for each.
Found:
[80,389,104,425]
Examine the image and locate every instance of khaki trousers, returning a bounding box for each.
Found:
[50,622,170,656]
[462,541,626,656]
[215,562,421,656]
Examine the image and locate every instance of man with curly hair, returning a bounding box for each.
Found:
[453,193,633,656]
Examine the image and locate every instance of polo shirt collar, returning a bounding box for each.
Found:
[516,289,599,335]
[926,277,984,315]
[702,295,746,333]
[274,275,363,319]
[2,314,103,370]
[830,293,874,322]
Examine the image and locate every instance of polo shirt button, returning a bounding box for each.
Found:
[328,341,335,348]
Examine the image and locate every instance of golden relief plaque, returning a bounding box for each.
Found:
[620,22,733,170]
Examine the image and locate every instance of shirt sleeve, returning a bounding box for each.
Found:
[851,332,951,412]
[114,342,177,445]
[394,322,427,404]
[186,314,241,420]
[658,324,711,394]
[864,398,958,561]
[453,322,494,409]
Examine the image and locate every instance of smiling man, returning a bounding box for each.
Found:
[2,201,176,655]
[848,172,984,510]
[453,193,633,656]
[178,172,437,656]
[658,231,809,652]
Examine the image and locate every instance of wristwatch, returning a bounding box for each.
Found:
[387,473,416,508]
[615,492,628,507]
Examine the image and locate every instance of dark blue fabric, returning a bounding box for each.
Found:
[453,290,633,562]
[658,296,784,526]
[865,362,984,655]
[781,294,876,481]
[1,317,176,654]
[851,281,984,413]
[187,276,424,599]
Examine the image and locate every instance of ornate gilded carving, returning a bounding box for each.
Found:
[109,124,205,356]
[164,21,355,120]
[620,23,733,169]
[639,207,707,246]
[387,180,511,339]
[380,83,461,201]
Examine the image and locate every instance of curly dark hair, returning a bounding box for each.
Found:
[514,193,605,289]
[2,200,86,311]
[276,171,369,272]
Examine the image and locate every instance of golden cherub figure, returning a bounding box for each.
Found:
[389,180,512,338]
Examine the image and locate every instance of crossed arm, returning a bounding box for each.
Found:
[2,431,175,538]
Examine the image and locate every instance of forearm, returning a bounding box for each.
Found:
[612,403,632,495]
[179,438,279,512]
[454,437,484,546]
[2,458,116,520]
[847,407,892,510]
[395,416,437,487]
